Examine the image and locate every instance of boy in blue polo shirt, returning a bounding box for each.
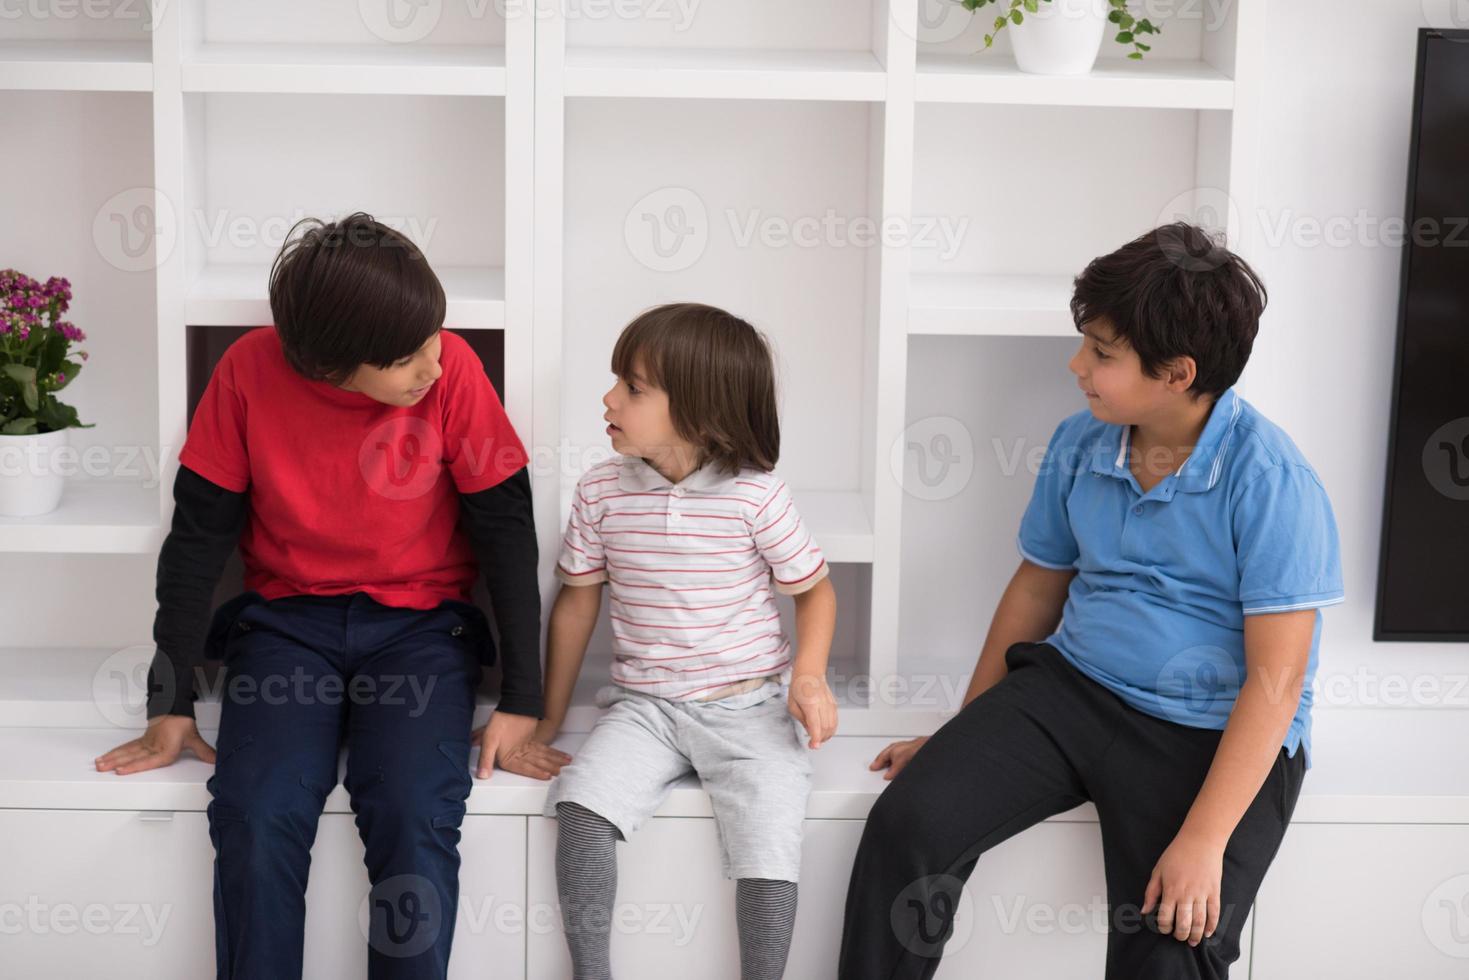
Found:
[839,222,1342,979]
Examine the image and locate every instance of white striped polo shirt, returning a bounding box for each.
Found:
[555,454,829,701]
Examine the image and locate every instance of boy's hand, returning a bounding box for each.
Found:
[869,736,929,781]
[472,711,571,781]
[95,715,216,775]
[1142,828,1226,946]
[788,672,838,748]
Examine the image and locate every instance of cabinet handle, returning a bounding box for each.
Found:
[137,811,175,822]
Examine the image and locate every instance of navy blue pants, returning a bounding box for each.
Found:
[204,591,486,980]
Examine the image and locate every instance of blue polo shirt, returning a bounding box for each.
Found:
[1017,388,1343,768]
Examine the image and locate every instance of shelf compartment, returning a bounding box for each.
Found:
[181,91,506,308]
[897,335,1083,699]
[910,102,1210,282]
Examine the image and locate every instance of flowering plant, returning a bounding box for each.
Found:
[1,269,92,435]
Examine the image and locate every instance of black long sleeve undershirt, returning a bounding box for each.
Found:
[457,467,544,718]
[146,464,248,720]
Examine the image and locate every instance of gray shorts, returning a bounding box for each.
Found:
[544,679,813,882]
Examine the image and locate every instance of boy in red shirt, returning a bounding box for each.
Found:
[95,213,565,979]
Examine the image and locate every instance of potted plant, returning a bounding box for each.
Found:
[958,0,1160,75]
[1,269,92,517]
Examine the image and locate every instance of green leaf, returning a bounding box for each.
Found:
[36,399,79,430]
[1136,41,1151,51]
[983,33,994,46]
[994,14,1007,30]
[1011,9,1023,24]
[1128,51,1143,59]
[2,363,36,386]
[1116,31,1133,42]
[2,417,38,435]
[1024,0,1039,11]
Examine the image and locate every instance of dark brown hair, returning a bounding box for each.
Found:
[268,212,445,383]
[611,303,780,475]
[1070,221,1267,399]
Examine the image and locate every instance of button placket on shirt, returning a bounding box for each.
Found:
[669,485,685,525]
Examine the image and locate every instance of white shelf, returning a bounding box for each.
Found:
[0,481,160,553]
[181,43,506,95]
[563,46,886,101]
[792,489,873,563]
[0,40,152,91]
[185,263,507,330]
[909,273,1077,337]
[915,51,1233,109]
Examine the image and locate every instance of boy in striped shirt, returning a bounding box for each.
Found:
[535,303,838,980]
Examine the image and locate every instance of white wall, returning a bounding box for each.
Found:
[1242,0,1469,742]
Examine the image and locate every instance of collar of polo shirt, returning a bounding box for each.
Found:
[1088,387,1243,494]
[617,453,734,494]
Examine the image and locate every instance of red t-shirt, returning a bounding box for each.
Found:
[178,327,528,610]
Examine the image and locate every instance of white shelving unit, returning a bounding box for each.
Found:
[0,0,1267,731]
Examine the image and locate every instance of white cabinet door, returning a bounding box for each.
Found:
[302,813,528,980]
[525,816,865,979]
[932,820,1253,979]
[451,815,528,980]
[0,808,215,980]
[932,821,1110,980]
[1253,824,1469,979]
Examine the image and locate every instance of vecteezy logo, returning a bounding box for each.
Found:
[1154,645,1241,725]
[93,187,177,273]
[359,0,443,43]
[360,874,442,959]
[359,416,443,501]
[1422,0,1469,33]
[92,645,168,728]
[905,0,971,44]
[1423,418,1469,501]
[624,187,709,272]
[891,873,975,957]
[1153,188,1241,272]
[890,416,975,501]
[1423,873,1469,957]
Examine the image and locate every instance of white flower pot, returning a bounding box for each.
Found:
[0,427,68,517]
[1011,0,1109,75]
